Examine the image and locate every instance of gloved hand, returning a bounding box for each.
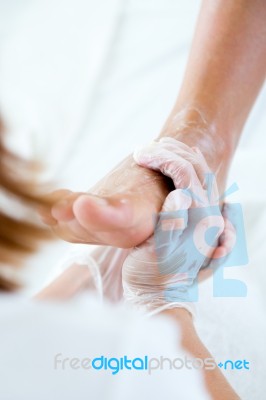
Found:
[122,137,227,317]
[41,138,233,310]
[49,244,130,303]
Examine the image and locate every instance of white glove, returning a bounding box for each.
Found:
[122,137,225,317]
[53,244,129,303]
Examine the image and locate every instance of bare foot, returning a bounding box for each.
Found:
[40,124,231,248]
[40,155,171,247]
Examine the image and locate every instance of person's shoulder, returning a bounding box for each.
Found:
[0,293,177,347]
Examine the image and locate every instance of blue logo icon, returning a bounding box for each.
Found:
[154,174,248,302]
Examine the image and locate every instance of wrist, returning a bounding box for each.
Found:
[162,308,195,345]
[162,307,193,322]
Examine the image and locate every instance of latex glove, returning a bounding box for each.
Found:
[122,137,226,317]
[49,245,130,303]
[35,245,104,301]
[87,245,130,303]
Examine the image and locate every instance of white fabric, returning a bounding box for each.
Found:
[0,1,265,399]
[0,295,209,400]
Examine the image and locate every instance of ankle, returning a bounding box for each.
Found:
[158,113,234,191]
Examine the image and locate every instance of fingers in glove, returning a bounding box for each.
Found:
[134,143,206,208]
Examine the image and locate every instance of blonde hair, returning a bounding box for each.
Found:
[0,120,53,291]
